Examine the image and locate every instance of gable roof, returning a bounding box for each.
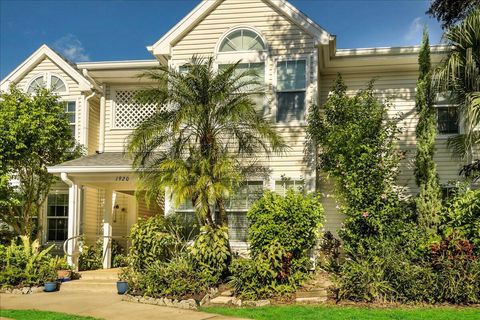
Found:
[148,0,331,58]
[0,44,93,92]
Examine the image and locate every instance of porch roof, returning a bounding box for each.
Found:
[48,152,134,173]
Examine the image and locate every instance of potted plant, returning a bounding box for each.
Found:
[53,257,72,281]
[40,264,59,292]
[116,267,130,295]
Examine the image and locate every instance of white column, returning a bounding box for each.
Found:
[67,182,81,270]
[103,188,114,269]
[99,84,106,153]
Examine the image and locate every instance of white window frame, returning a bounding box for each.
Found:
[215,26,269,57]
[25,72,69,95]
[43,190,69,244]
[273,56,310,125]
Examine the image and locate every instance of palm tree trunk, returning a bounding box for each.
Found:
[216,197,229,228]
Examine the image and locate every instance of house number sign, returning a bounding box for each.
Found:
[115,176,130,182]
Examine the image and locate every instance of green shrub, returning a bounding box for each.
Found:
[128,215,179,271]
[229,189,323,300]
[247,189,324,260]
[189,225,230,277]
[441,189,480,253]
[0,236,56,288]
[129,255,219,299]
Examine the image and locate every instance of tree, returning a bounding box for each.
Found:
[0,86,81,238]
[306,76,401,213]
[433,9,480,160]
[414,30,442,233]
[426,0,479,28]
[128,57,285,228]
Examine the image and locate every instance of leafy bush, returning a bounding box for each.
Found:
[128,215,179,271]
[0,236,56,288]
[229,243,303,300]
[189,225,230,277]
[230,190,323,299]
[247,189,324,260]
[128,255,219,299]
[441,188,480,253]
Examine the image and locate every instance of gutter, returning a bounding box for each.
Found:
[82,91,97,148]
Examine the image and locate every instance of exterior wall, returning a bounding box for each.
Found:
[104,85,134,152]
[318,70,468,232]
[87,96,101,155]
[82,187,103,246]
[16,57,84,142]
[169,0,318,187]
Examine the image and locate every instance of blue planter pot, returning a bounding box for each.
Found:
[116,281,128,294]
[44,282,58,292]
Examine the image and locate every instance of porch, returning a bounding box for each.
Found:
[47,152,165,270]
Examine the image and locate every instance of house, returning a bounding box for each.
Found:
[0,0,472,269]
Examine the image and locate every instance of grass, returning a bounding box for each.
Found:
[0,309,100,320]
[202,305,480,320]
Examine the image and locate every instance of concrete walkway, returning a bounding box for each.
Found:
[0,292,246,320]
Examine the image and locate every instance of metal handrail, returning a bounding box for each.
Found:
[63,235,115,265]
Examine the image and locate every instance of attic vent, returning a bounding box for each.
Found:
[113,90,157,128]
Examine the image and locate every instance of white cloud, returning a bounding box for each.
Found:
[53,34,90,62]
[404,17,424,43]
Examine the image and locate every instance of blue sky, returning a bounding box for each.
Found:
[0,0,443,79]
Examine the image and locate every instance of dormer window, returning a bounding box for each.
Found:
[26,73,67,94]
[219,28,266,52]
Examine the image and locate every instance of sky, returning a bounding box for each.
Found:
[0,0,444,79]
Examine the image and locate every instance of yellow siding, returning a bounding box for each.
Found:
[318,71,468,232]
[104,85,133,151]
[88,96,100,155]
[172,0,316,61]
[16,57,84,142]
[82,187,102,246]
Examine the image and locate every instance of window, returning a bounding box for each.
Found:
[65,101,76,136]
[276,60,307,122]
[46,193,68,242]
[275,179,304,196]
[224,181,264,241]
[218,62,266,112]
[27,76,45,94]
[219,29,266,52]
[436,105,459,134]
[50,76,66,93]
[27,74,67,94]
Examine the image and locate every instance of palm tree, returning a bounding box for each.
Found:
[127,57,285,228]
[433,8,480,160]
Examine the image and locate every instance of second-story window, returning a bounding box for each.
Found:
[436,104,459,134]
[65,101,76,136]
[27,73,67,94]
[276,60,307,123]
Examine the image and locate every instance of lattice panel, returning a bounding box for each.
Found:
[114,90,158,128]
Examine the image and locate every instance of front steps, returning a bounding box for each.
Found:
[60,268,120,293]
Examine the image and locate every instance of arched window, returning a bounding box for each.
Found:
[219,28,266,52]
[27,74,67,94]
[27,75,45,94]
[50,75,66,93]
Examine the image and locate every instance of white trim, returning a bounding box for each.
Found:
[24,72,70,95]
[77,60,159,70]
[48,166,133,174]
[1,44,92,92]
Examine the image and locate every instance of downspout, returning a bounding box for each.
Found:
[82,91,96,152]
